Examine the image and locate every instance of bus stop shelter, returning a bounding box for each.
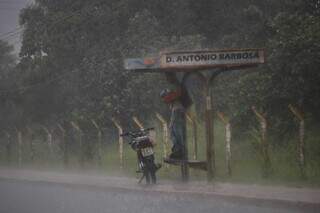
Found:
[124,48,265,181]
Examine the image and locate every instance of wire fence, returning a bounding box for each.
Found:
[0,105,312,181]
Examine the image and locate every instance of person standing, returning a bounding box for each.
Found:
[160,73,192,161]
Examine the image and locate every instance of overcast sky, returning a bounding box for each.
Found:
[0,0,33,54]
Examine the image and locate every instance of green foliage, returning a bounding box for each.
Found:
[0,40,16,72]
[213,1,320,137]
[0,41,20,128]
[2,0,316,131]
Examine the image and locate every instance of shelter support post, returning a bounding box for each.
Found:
[217,112,232,176]
[186,113,198,160]
[204,78,214,181]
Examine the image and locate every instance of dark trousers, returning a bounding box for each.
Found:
[170,109,186,155]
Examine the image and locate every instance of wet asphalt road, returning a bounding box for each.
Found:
[0,179,318,213]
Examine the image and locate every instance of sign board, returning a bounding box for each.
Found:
[124,49,265,71]
[124,57,160,71]
[160,49,265,69]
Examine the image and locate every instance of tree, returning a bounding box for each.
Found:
[12,0,320,134]
[214,0,320,136]
[0,40,20,129]
[0,40,16,76]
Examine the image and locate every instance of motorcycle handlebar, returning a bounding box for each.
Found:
[120,127,154,137]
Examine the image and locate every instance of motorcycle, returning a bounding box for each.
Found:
[120,127,161,184]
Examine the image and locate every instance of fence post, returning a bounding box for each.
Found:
[15,128,22,167]
[4,131,12,164]
[27,127,35,163]
[41,125,53,156]
[111,118,124,169]
[57,124,68,167]
[132,116,144,129]
[70,121,84,168]
[91,119,102,167]
[252,106,271,177]
[289,104,306,178]
[217,112,232,176]
[155,113,169,165]
[186,113,198,160]
[133,116,157,142]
